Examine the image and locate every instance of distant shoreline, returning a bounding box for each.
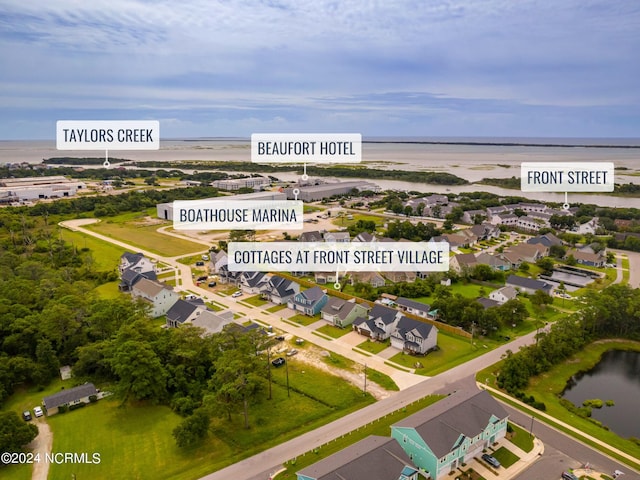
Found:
[362,140,640,149]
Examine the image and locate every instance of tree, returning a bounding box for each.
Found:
[403,205,413,217]
[549,244,567,259]
[536,257,555,275]
[530,290,553,311]
[0,411,38,453]
[111,340,167,403]
[35,338,59,385]
[172,409,210,448]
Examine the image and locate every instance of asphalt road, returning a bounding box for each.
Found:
[507,406,640,480]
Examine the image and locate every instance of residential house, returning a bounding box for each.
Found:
[287,287,328,316]
[488,286,517,304]
[239,271,268,294]
[189,309,235,335]
[518,202,547,213]
[166,298,208,328]
[468,223,501,241]
[503,243,548,264]
[209,249,228,274]
[486,205,510,222]
[296,435,425,480]
[43,383,99,415]
[569,249,606,267]
[323,231,350,242]
[475,252,511,271]
[130,278,180,318]
[352,232,376,243]
[457,229,479,246]
[261,275,300,304]
[118,268,157,292]
[396,297,431,319]
[462,209,487,224]
[506,274,552,295]
[119,251,155,275]
[314,271,345,285]
[528,233,563,248]
[476,297,500,309]
[384,271,417,283]
[391,389,509,480]
[352,304,403,340]
[576,218,598,235]
[490,213,518,227]
[450,253,478,274]
[349,271,386,288]
[299,231,324,243]
[516,215,543,231]
[390,317,438,355]
[218,264,242,285]
[320,297,369,328]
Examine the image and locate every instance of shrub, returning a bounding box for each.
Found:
[88,395,98,403]
[69,402,87,411]
[58,405,68,413]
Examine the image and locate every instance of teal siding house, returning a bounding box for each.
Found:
[391,390,508,480]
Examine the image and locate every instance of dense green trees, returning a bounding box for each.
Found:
[0,411,39,453]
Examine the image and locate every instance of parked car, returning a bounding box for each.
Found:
[481,454,500,468]
[201,254,209,261]
[271,357,285,367]
[197,275,208,281]
[286,349,298,357]
[22,410,32,421]
[561,472,579,480]
[208,281,217,287]
[275,335,285,341]
[231,291,243,298]
[195,261,205,266]
[33,406,44,418]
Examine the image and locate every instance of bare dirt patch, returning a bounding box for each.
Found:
[291,343,392,400]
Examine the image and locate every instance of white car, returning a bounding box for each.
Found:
[231,291,243,298]
[33,406,44,417]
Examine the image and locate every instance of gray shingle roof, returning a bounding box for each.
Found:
[506,274,551,291]
[396,297,430,313]
[297,436,417,480]
[369,304,400,325]
[166,299,202,324]
[393,389,508,459]
[43,383,98,409]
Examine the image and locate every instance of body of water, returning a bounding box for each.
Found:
[562,349,640,439]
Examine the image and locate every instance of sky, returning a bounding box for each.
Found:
[0,0,639,140]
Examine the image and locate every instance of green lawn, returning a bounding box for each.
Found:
[266,304,288,313]
[321,351,357,371]
[289,313,321,326]
[59,228,123,271]
[244,294,268,307]
[356,339,390,354]
[93,281,123,299]
[87,221,205,257]
[316,324,351,339]
[366,368,399,391]
[491,446,519,468]
[507,422,534,452]
[390,330,500,376]
[6,362,377,480]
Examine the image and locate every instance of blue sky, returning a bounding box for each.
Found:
[0,0,639,139]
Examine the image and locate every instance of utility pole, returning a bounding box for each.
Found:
[285,355,290,398]
[267,348,272,400]
[529,415,535,438]
[363,363,367,395]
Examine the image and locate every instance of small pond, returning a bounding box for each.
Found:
[562,349,640,439]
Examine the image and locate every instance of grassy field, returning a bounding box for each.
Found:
[93,281,123,299]
[390,330,500,376]
[6,362,376,480]
[87,220,205,257]
[59,228,123,270]
[266,304,288,313]
[507,422,534,452]
[244,294,268,307]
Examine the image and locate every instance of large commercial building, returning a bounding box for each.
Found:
[0,175,86,202]
[211,176,270,190]
[284,181,380,202]
[156,190,287,221]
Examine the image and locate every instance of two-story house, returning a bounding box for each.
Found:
[320,297,370,328]
[130,278,180,318]
[391,389,509,480]
[352,304,403,341]
[390,317,438,355]
[261,275,300,305]
[287,287,328,316]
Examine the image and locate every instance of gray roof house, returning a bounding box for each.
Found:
[506,274,552,295]
[189,309,235,335]
[166,298,208,328]
[352,304,403,341]
[390,317,438,355]
[239,271,268,294]
[396,297,431,318]
[287,286,328,316]
[261,275,300,305]
[119,267,157,292]
[299,231,324,242]
[296,435,423,480]
[43,383,98,415]
[320,297,370,328]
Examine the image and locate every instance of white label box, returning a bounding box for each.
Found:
[57,120,160,150]
[173,200,303,231]
[251,133,361,164]
[228,241,449,272]
[521,162,614,192]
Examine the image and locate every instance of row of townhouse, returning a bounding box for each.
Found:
[297,389,509,480]
[461,202,573,232]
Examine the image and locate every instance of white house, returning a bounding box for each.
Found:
[130,278,181,318]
